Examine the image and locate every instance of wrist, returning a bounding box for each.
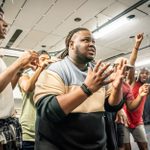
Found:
[134,47,139,50]
[112,82,121,90]
[80,83,92,96]
[38,65,45,70]
[134,43,140,49]
[138,93,143,98]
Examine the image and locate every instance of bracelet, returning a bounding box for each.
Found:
[80,83,92,96]
[134,47,139,50]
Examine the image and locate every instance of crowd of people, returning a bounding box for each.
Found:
[0,6,150,150]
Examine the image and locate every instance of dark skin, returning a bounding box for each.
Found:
[69,31,96,70]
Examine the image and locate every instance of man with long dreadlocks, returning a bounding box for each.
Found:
[34,27,127,150]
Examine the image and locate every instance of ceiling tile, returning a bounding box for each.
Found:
[14,0,55,28]
[34,0,86,33]
[17,30,48,49]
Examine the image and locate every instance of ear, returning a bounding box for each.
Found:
[69,41,74,50]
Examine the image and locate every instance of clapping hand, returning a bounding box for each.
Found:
[84,60,114,93]
[111,59,127,90]
[18,50,39,70]
[139,83,150,97]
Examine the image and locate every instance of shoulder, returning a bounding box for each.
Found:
[48,57,72,76]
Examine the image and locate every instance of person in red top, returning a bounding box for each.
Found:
[123,33,150,150]
[105,57,149,150]
[127,77,148,129]
[123,68,149,150]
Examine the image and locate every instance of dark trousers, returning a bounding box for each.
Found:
[104,112,118,150]
[22,141,35,150]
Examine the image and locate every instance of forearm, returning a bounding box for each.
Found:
[23,67,44,92]
[130,41,141,65]
[0,60,22,92]
[108,86,123,106]
[127,95,143,111]
[11,73,21,89]
[56,87,88,114]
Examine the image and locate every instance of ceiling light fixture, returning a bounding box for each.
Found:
[129,35,135,39]
[74,17,82,22]
[135,59,150,67]
[41,45,46,48]
[93,17,130,39]
[127,14,135,20]
[92,0,148,40]
[0,48,24,57]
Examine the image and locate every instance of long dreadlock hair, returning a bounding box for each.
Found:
[0,7,4,14]
[59,27,89,59]
[0,0,5,8]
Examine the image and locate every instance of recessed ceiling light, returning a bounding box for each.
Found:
[129,35,135,38]
[41,45,46,48]
[74,17,82,22]
[127,15,135,19]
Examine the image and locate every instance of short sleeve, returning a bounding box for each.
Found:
[122,82,134,102]
[34,69,66,104]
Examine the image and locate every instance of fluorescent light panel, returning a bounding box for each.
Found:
[0,48,23,57]
[135,59,150,67]
[93,17,130,39]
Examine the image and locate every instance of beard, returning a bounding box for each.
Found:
[76,47,95,63]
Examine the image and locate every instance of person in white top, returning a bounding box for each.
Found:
[0,7,38,150]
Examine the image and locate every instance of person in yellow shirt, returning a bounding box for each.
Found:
[19,50,51,150]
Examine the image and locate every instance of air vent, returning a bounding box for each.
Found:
[6,29,23,48]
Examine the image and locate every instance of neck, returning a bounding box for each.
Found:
[68,56,88,71]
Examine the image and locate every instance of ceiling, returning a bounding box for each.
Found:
[0,0,150,67]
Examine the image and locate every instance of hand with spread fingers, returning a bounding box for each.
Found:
[111,58,127,90]
[84,60,114,93]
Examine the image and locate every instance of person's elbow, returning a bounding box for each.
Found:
[36,94,66,123]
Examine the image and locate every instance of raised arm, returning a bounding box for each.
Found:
[19,58,51,93]
[127,33,144,85]
[126,83,149,111]
[129,33,144,65]
[0,50,38,92]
